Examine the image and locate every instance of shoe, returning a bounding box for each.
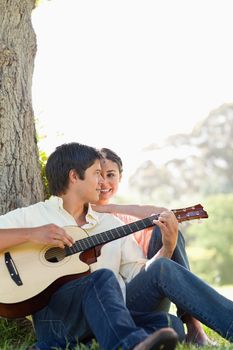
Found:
[133,327,178,350]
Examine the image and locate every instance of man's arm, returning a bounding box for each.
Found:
[145,210,179,268]
[0,224,74,252]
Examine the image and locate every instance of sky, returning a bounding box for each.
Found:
[31,0,233,193]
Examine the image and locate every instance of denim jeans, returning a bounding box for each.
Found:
[147,227,190,314]
[32,268,182,350]
[147,227,190,270]
[126,257,233,342]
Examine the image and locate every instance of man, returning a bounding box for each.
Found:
[0,142,180,350]
[1,142,233,349]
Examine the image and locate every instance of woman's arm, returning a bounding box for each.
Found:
[92,203,168,219]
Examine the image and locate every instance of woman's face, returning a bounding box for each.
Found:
[98,158,122,205]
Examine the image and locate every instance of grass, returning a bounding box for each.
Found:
[0,318,232,350]
[0,317,35,350]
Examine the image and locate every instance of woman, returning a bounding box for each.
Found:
[93,147,216,346]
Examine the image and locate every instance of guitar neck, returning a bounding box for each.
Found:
[65,214,158,256]
[65,203,208,257]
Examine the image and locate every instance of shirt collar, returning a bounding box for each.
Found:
[45,196,64,209]
[86,203,99,226]
[47,195,64,210]
[47,196,99,227]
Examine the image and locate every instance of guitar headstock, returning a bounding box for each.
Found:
[172,204,208,223]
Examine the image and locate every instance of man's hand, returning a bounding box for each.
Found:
[29,224,74,249]
[152,210,178,258]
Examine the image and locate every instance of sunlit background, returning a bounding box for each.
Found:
[32,0,233,194]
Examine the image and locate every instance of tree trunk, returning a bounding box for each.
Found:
[0,0,44,215]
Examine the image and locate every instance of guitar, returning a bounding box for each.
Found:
[0,203,208,318]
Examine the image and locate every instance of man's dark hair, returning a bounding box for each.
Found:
[45,142,102,195]
[99,148,123,174]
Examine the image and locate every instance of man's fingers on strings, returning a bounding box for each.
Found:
[52,238,65,249]
[50,230,74,247]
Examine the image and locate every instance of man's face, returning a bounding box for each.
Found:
[76,160,104,203]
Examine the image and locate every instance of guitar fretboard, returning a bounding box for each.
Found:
[65,214,158,256]
[64,204,208,257]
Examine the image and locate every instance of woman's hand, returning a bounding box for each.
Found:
[91,204,115,213]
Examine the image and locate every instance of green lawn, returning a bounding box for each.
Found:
[0,318,231,350]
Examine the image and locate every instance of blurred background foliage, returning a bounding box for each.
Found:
[121,103,233,286]
[186,194,233,286]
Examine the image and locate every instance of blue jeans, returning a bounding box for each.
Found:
[147,227,190,270]
[147,227,190,314]
[32,268,183,350]
[126,257,233,342]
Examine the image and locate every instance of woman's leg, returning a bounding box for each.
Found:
[147,227,190,269]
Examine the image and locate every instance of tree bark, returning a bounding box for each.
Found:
[0,0,44,215]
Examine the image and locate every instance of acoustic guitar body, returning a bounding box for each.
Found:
[0,227,97,318]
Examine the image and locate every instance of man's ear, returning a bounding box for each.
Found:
[119,173,122,182]
[69,169,79,183]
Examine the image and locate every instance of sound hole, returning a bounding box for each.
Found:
[44,247,66,263]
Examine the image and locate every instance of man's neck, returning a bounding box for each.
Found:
[60,193,88,226]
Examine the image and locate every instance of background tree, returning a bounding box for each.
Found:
[0,0,43,215]
[129,103,233,206]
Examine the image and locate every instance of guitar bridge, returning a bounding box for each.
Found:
[5,252,23,286]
